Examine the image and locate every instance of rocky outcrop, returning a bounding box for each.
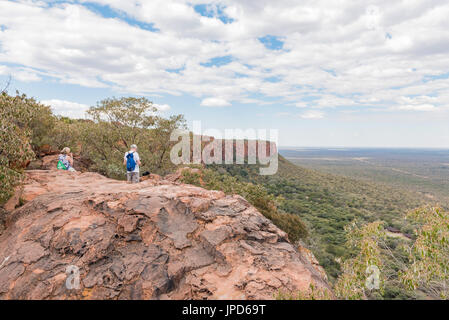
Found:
[0,170,330,300]
[27,155,92,172]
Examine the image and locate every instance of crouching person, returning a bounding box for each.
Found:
[57,147,76,172]
[124,144,141,183]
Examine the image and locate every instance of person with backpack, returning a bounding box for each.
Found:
[57,147,76,172]
[124,144,141,183]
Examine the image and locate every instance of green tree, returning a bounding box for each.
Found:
[334,221,386,299]
[0,92,40,204]
[335,207,449,300]
[28,102,55,151]
[47,117,83,153]
[80,97,185,178]
[400,207,449,299]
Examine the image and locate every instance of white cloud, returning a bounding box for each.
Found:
[293,102,309,108]
[276,112,292,117]
[0,0,449,113]
[398,104,437,111]
[41,99,90,118]
[42,99,171,118]
[0,65,41,82]
[300,110,325,119]
[14,70,41,82]
[200,97,231,107]
[153,103,171,112]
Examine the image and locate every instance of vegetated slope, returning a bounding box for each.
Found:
[208,156,428,280]
[284,150,449,207]
[0,170,330,300]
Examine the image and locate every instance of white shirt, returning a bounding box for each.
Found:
[124,151,140,173]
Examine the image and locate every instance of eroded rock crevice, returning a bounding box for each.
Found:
[0,170,330,299]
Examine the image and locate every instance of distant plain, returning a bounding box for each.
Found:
[280,148,449,206]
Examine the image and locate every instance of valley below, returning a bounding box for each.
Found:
[281,147,449,207]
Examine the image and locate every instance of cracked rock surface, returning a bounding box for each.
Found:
[0,170,330,300]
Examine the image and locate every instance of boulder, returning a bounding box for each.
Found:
[31,155,92,172]
[0,170,331,300]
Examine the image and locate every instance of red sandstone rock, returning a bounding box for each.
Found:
[0,170,330,300]
[38,144,58,157]
[140,174,162,182]
[31,155,92,172]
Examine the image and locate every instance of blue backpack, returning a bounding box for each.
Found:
[126,152,136,172]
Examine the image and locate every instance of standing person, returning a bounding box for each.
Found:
[57,147,76,172]
[124,144,141,183]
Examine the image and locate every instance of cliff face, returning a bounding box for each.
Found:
[0,170,330,300]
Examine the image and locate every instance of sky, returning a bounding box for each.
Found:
[1,0,449,148]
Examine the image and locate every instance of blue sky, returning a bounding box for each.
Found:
[1,0,449,148]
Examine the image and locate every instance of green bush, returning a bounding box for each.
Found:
[181,168,308,242]
[0,92,46,204]
[2,94,188,204]
[75,97,186,178]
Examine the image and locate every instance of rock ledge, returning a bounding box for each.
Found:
[0,170,330,299]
